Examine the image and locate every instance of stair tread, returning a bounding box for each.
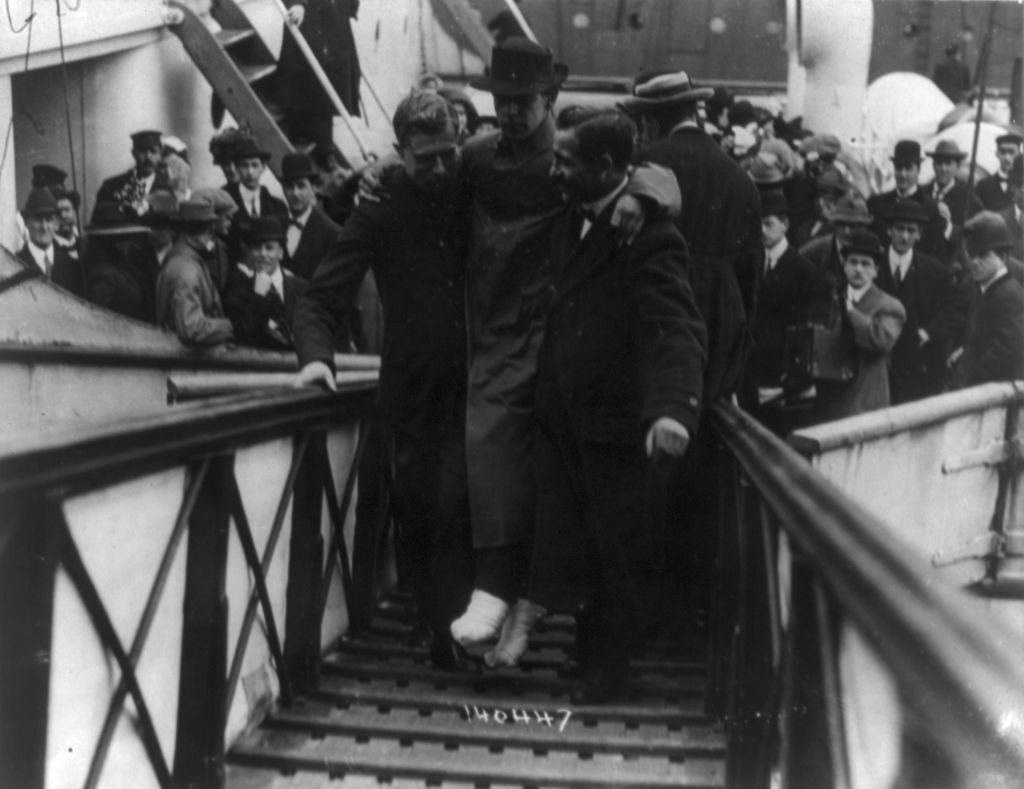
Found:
[264,701,724,756]
[239,63,277,84]
[229,732,725,787]
[215,27,256,47]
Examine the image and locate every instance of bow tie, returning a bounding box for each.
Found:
[289,219,304,229]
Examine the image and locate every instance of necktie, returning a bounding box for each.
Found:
[44,251,52,277]
[250,198,259,217]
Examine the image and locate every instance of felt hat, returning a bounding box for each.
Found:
[926,139,966,161]
[246,216,286,244]
[469,37,568,96]
[169,200,218,224]
[620,70,714,111]
[190,187,237,216]
[814,168,849,196]
[143,190,180,221]
[964,211,1012,255]
[841,228,883,261]
[231,138,272,163]
[280,152,319,184]
[760,190,790,218]
[131,130,163,149]
[21,188,58,217]
[746,152,787,186]
[892,140,923,165]
[51,186,81,210]
[86,202,150,236]
[32,163,68,189]
[827,191,872,224]
[885,198,928,225]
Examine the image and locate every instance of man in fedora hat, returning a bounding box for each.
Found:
[278,152,343,280]
[94,130,171,218]
[295,91,476,672]
[793,168,850,248]
[225,217,307,349]
[800,189,874,299]
[17,188,85,297]
[977,132,1024,213]
[155,200,234,346]
[926,139,983,232]
[867,139,948,261]
[948,211,1024,386]
[876,199,967,403]
[83,202,159,324]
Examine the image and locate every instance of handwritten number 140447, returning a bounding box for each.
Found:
[462,706,573,732]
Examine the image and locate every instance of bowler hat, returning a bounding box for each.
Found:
[246,217,286,244]
[620,69,714,111]
[32,163,68,189]
[964,211,1012,255]
[21,188,58,217]
[891,140,922,165]
[470,37,568,96]
[827,191,871,224]
[996,132,1024,147]
[761,190,789,218]
[885,199,928,225]
[87,202,149,236]
[231,138,272,163]
[169,200,218,224]
[841,229,883,261]
[131,130,163,149]
[926,139,966,161]
[280,153,319,184]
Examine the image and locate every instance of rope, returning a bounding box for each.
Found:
[0,0,36,185]
[55,0,82,239]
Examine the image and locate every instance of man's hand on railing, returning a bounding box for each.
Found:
[286,5,305,26]
[295,361,337,392]
[645,417,690,458]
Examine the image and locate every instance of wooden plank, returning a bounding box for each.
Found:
[263,701,724,758]
[309,676,711,726]
[239,63,278,84]
[319,654,703,700]
[229,733,725,788]
[215,28,256,48]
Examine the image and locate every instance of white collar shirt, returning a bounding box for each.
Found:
[888,247,913,283]
[580,178,628,239]
[286,206,313,257]
[765,237,789,272]
[239,184,261,217]
[847,282,871,305]
[26,240,54,276]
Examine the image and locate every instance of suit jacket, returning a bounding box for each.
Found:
[799,233,846,323]
[285,205,344,280]
[749,243,831,388]
[867,187,948,260]
[536,206,707,447]
[294,168,470,440]
[927,180,984,228]
[224,267,307,349]
[956,273,1024,387]
[93,169,171,217]
[225,182,289,263]
[976,174,1015,213]
[17,243,85,297]
[875,248,968,403]
[155,236,234,346]
[1000,205,1024,262]
[822,284,905,420]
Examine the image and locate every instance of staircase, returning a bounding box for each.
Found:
[226,591,725,788]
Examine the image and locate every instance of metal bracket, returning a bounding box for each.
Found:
[942,438,1023,474]
[162,3,185,26]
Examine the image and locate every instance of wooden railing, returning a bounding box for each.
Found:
[709,400,1024,788]
[0,383,375,789]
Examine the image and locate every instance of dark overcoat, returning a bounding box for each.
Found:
[293,168,470,441]
[867,188,948,261]
[93,169,171,218]
[1000,205,1023,262]
[875,248,967,403]
[224,268,307,350]
[285,205,343,280]
[976,175,1015,213]
[529,207,707,644]
[17,244,85,298]
[85,239,159,324]
[956,273,1024,387]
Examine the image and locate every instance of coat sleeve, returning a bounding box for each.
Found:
[166,266,235,347]
[628,225,708,435]
[921,266,969,347]
[293,204,383,370]
[970,284,1024,384]
[848,295,905,357]
[625,162,681,219]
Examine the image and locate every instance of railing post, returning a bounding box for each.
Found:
[0,496,57,789]
[173,458,233,788]
[285,431,326,692]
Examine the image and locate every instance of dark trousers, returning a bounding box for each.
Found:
[389,427,474,640]
[528,410,663,675]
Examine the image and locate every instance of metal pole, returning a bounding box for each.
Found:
[967,2,998,197]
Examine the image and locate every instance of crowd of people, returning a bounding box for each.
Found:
[11,35,1024,703]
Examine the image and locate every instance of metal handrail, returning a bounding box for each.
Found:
[711,400,1024,784]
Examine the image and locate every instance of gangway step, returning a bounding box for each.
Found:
[227,594,723,787]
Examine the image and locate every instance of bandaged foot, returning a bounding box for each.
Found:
[484,598,546,668]
[450,589,509,645]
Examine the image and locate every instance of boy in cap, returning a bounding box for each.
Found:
[17,188,85,297]
[225,217,307,349]
[94,130,171,218]
[977,132,1024,213]
[948,212,1024,386]
[155,200,234,346]
[821,229,906,420]
[867,140,948,261]
[876,199,966,403]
